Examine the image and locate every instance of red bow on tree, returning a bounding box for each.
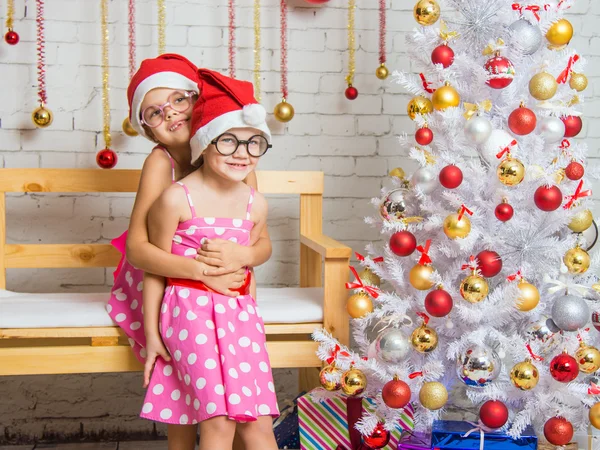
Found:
[419,73,435,94]
[557,54,580,84]
[346,266,380,298]
[564,180,592,209]
[355,252,384,263]
[326,344,351,365]
[416,239,432,265]
[511,3,542,20]
[496,140,518,159]
[458,204,473,221]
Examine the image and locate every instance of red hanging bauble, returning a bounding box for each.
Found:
[565,161,584,181]
[389,231,417,257]
[479,400,509,429]
[431,43,454,68]
[561,115,583,138]
[439,165,463,189]
[424,288,453,317]
[508,103,537,136]
[363,422,391,449]
[382,378,411,409]
[4,30,19,45]
[495,200,514,222]
[96,148,118,169]
[415,126,434,145]
[476,250,502,278]
[484,54,515,89]
[345,85,358,100]
[550,351,579,383]
[534,185,562,211]
[544,417,574,446]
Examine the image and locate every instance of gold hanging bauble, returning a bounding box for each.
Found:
[443,212,471,240]
[319,363,342,391]
[409,264,435,290]
[516,280,540,312]
[590,402,600,429]
[432,82,460,111]
[419,381,448,410]
[546,18,573,50]
[347,292,374,319]
[376,63,389,80]
[411,323,438,353]
[575,343,600,374]
[413,0,440,26]
[122,117,138,137]
[341,367,367,396]
[497,156,526,186]
[359,267,381,287]
[32,105,54,128]
[460,272,489,304]
[563,246,590,274]
[569,72,588,92]
[274,99,295,123]
[529,72,558,100]
[510,359,539,390]
[568,209,593,233]
[407,96,433,120]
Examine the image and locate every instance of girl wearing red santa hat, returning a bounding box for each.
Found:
[141,69,278,450]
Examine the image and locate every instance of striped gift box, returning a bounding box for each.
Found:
[299,388,415,450]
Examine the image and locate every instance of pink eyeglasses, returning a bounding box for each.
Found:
[140,90,198,128]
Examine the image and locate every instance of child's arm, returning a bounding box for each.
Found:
[142,272,170,387]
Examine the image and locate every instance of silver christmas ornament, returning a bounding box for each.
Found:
[464,116,492,145]
[380,188,408,222]
[508,19,543,55]
[456,344,501,388]
[480,129,514,165]
[411,167,437,194]
[375,328,411,363]
[551,295,590,331]
[538,116,566,144]
[525,316,559,355]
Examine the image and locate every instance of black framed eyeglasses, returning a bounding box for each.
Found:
[211,133,271,157]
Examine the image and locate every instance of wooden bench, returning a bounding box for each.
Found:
[0,168,351,393]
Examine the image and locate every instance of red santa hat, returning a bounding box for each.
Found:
[190,69,271,165]
[127,53,199,139]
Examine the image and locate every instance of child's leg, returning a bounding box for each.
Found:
[236,416,278,450]
[167,424,197,450]
[249,268,256,299]
[198,416,236,450]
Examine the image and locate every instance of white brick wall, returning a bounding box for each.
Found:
[1,0,598,442]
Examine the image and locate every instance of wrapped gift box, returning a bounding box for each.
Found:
[432,420,537,450]
[398,430,432,450]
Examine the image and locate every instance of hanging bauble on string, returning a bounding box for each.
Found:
[5,29,19,45]
[4,0,19,45]
[382,376,411,409]
[409,263,435,290]
[431,43,454,68]
[516,280,540,312]
[476,250,502,277]
[575,343,600,374]
[529,72,558,100]
[534,185,562,211]
[538,116,565,144]
[122,117,138,137]
[345,85,358,100]
[568,209,593,233]
[460,271,489,304]
[413,0,440,26]
[439,165,463,189]
[124,0,137,137]
[415,125,434,146]
[375,64,389,80]
[411,166,437,194]
[565,161,584,181]
[551,295,589,331]
[479,400,509,429]
[407,96,433,120]
[390,231,417,257]
[341,367,367,396]
[380,188,409,222]
[561,115,583,138]
[497,156,526,186]
[456,344,501,387]
[32,105,54,128]
[425,287,453,317]
[419,382,447,410]
[495,199,514,222]
[544,417,574,446]
[347,292,373,318]
[274,99,295,122]
[344,0,358,100]
[508,19,542,55]
[319,363,342,391]
[485,53,515,89]
[359,267,381,287]
[546,19,573,50]
[510,359,539,390]
[563,245,590,274]
[591,403,600,430]
[444,211,471,240]
[550,351,579,382]
[508,103,537,135]
[481,129,514,165]
[464,116,492,145]
[411,323,438,353]
[432,82,460,110]
[376,328,412,363]
[96,148,118,169]
[375,0,388,80]
[363,423,391,449]
[570,72,588,92]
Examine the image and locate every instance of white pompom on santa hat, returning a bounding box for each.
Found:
[190,69,271,165]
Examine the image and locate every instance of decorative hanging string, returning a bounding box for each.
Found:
[128,0,136,80]
[457,204,473,221]
[496,140,518,159]
[228,0,236,78]
[253,0,261,101]
[157,0,166,55]
[378,0,386,65]
[345,0,356,87]
[101,0,111,149]
[419,73,436,93]
[4,0,19,44]
[35,0,47,107]
[557,54,580,84]
[279,0,288,99]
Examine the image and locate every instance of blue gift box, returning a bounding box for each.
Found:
[432,420,537,450]
[273,391,305,449]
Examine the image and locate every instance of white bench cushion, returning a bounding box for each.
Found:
[0,287,324,329]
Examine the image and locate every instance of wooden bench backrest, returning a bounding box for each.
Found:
[0,169,324,289]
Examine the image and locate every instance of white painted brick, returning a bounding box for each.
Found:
[0,130,21,151]
[286,114,323,136]
[289,29,326,51]
[40,152,78,168]
[21,130,97,152]
[320,115,356,136]
[290,156,355,176]
[355,156,388,176]
[3,152,38,168]
[188,26,223,48]
[110,197,136,218]
[358,116,391,136]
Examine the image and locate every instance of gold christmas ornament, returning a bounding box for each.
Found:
[516,280,540,312]
[341,367,367,396]
[497,156,525,186]
[419,381,448,410]
[563,246,591,274]
[510,359,539,390]
[529,72,558,100]
[569,72,588,92]
[359,267,381,287]
[122,117,138,137]
[409,264,435,290]
[590,402,600,430]
[413,0,440,26]
[31,105,53,128]
[460,272,489,304]
[319,363,342,391]
[411,323,438,353]
[274,99,295,123]
[575,343,600,374]
[376,63,389,80]
[568,209,593,233]
[432,82,460,110]
[407,95,433,120]
[346,292,373,318]
[443,212,471,240]
[546,18,573,50]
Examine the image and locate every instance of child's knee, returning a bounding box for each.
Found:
[236,417,274,439]
[199,416,236,438]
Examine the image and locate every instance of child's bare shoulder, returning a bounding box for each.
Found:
[155,182,188,210]
[141,147,172,177]
[250,189,268,217]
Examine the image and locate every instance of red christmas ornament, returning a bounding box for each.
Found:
[345,85,358,100]
[508,104,537,136]
[382,378,411,409]
[439,165,463,189]
[424,288,453,317]
[534,185,562,211]
[550,352,579,383]
[96,148,118,169]
[431,43,454,68]
[363,422,391,449]
[544,417,574,447]
[415,126,434,145]
[495,201,514,222]
[476,250,502,278]
[561,115,583,138]
[484,54,515,89]
[565,161,584,181]
[389,231,417,257]
[479,400,509,429]
[4,30,19,45]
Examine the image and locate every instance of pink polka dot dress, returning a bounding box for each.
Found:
[140,182,279,425]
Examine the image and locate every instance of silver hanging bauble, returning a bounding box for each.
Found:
[525,316,559,355]
[456,344,501,388]
[380,188,409,222]
[551,295,590,332]
[464,116,492,145]
[411,166,437,194]
[375,328,412,363]
[508,19,543,55]
[538,116,566,144]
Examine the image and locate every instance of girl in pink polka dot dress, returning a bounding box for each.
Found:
[141,69,279,450]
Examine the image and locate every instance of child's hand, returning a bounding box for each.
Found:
[196,238,249,276]
[204,268,247,297]
[143,334,171,388]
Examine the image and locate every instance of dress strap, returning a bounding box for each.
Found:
[176,182,197,218]
[155,145,176,183]
[246,187,255,220]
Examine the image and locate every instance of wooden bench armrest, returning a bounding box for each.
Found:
[300,232,352,259]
